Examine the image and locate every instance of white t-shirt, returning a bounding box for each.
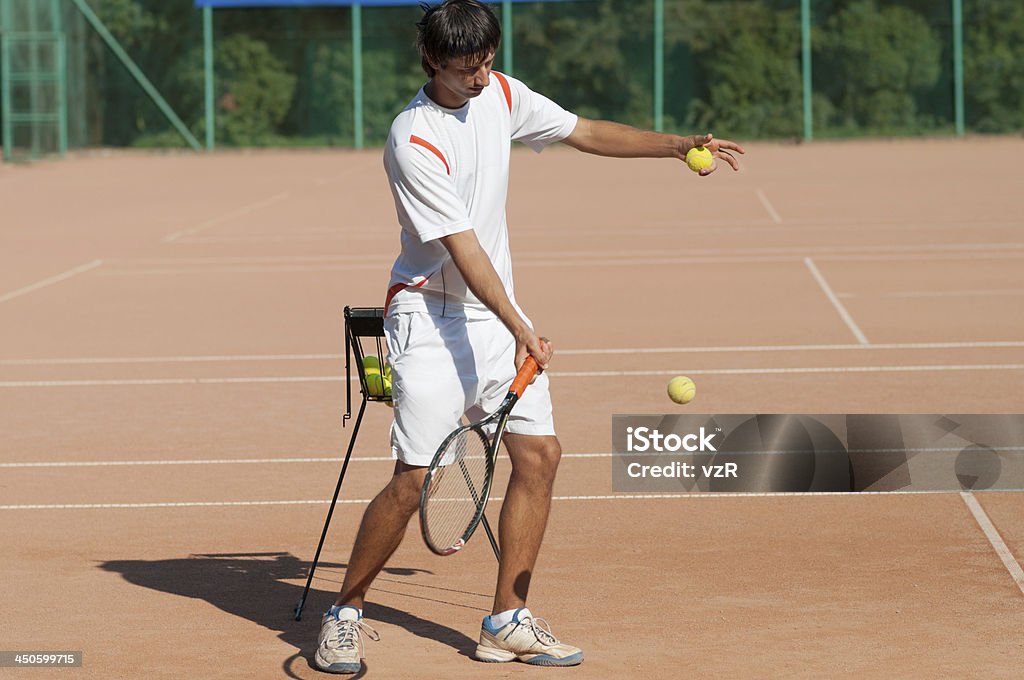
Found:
[382,72,578,319]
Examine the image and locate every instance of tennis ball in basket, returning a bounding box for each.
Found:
[362,356,381,377]
[383,361,392,379]
[667,376,696,404]
[685,146,713,173]
[365,373,386,397]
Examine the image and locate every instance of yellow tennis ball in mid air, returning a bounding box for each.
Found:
[667,376,696,404]
[685,145,713,173]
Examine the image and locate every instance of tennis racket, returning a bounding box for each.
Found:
[419,355,540,556]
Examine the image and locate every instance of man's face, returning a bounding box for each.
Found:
[431,52,495,103]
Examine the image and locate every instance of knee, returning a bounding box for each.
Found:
[382,465,427,515]
[512,437,562,480]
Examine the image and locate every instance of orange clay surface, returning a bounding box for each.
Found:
[2,138,1023,678]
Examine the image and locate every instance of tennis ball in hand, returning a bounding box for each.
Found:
[685,146,713,173]
[667,376,696,404]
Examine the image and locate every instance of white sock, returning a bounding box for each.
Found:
[487,607,530,630]
[328,605,362,621]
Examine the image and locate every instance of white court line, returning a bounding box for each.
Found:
[3,364,1024,387]
[755,188,783,224]
[87,249,1024,276]
[175,232,393,244]
[521,242,1024,258]
[0,353,344,366]
[162,192,291,243]
[5,449,1022,470]
[0,452,616,469]
[0,376,343,387]
[108,254,393,266]
[170,221,1021,243]
[4,341,1023,367]
[0,456,375,468]
[97,264,386,276]
[805,257,870,345]
[0,490,965,511]
[559,341,1024,356]
[960,491,1024,596]
[94,242,1024,276]
[512,218,1024,237]
[158,241,1024,262]
[884,289,1024,299]
[552,364,1024,377]
[0,260,103,305]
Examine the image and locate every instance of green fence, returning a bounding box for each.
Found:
[1,0,1022,160]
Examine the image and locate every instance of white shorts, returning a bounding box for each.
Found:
[384,311,556,466]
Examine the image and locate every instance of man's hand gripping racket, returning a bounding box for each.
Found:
[419,355,540,557]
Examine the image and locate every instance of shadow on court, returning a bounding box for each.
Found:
[97,552,480,677]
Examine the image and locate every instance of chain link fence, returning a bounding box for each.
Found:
[1,0,1021,160]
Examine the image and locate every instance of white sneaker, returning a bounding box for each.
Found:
[475,608,583,666]
[314,607,379,674]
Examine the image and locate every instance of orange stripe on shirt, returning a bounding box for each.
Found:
[492,71,512,114]
[384,277,430,316]
[409,135,450,175]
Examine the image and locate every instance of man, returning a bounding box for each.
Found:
[315,0,744,673]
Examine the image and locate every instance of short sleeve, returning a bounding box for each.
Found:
[386,142,473,242]
[505,75,578,153]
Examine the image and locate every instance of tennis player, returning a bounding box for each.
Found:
[315,0,745,673]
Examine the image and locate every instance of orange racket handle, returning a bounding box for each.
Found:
[509,355,540,399]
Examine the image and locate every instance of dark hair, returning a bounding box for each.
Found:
[416,0,501,77]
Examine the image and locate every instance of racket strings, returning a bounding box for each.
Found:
[424,427,491,551]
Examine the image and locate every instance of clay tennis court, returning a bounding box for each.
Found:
[2,137,1023,678]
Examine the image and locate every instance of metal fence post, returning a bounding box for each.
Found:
[203,4,214,150]
[654,0,663,132]
[352,1,363,150]
[502,0,512,76]
[801,0,812,141]
[952,0,964,135]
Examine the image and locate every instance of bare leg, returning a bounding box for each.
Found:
[491,433,562,614]
[335,461,427,609]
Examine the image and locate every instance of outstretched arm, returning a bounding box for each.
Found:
[439,229,553,374]
[561,118,745,176]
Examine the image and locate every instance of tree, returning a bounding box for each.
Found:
[816,0,941,132]
[963,0,1024,132]
[672,0,803,138]
[513,0,654,128]
[175,34,297,145]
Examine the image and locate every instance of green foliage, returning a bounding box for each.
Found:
[303,41,356,141]
[964,0,1024,132]
[360,7,434,143]
[816,0,942,131]
[514,0,653,127]
[174,34,297,146]
[673,0,803,138]
[91,0,197,145]
[361,48,431,143]
[64,0,1024,148]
